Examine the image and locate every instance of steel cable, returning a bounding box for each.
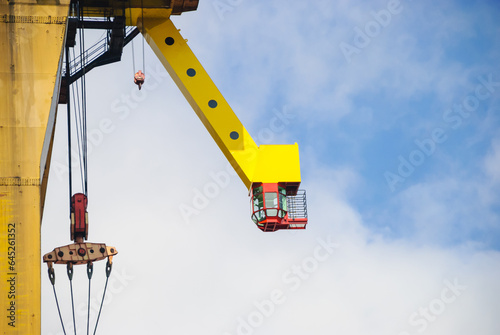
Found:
[129,0,136,74]
[141,0,145,74]
[80,1,88,197]
[93,260,112,335]
[71,48,86,192]
[67,264,77,335]
[52,285,67,335]
[66,46,73,208]
[49,267,67,335]
[87,262,94,335]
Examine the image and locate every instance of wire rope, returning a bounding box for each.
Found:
[68,0,88,197]
[67,264,77,335]
[49,267,67,335]
[65,45,73,207]
[69,281,77,334]
[141,0,145,74]
[79,2,88,197]
[74,0,87,197]
[92,277,108,335]
[87,262,94,335]
[92,260,112,335]
[70,48,86,191]
[87,279,91,335]
[129,1,136,74]
[92,276,109,335]
[52,285,67,335]
[132,38,136,73]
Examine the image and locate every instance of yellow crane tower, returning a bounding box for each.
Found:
[0,1,308,333]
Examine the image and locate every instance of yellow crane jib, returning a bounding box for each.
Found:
[140,15,308,231]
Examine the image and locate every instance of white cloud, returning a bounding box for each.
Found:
[44,171,500,334]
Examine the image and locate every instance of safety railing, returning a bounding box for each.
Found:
[287,190,308,220]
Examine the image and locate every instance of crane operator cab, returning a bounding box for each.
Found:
[251,183,308,232]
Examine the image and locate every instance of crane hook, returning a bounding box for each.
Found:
[134,70,145,90]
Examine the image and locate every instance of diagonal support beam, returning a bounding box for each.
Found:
[141,15,302,192]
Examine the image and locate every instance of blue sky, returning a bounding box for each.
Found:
[41,1,499,334]
[191,0,500,249]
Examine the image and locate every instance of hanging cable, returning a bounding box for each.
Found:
[87,262,93,335]
[141,0,145,74]
[71,81,85,191]
[67,0,88,201]
[131,38,136,73]
[67,263,77,335]
[71,48,85,191]
[48,266,67,335]
[73,0,88,197]
[130,0,145,90]
[93,259,113,335]
[79,0,89,197]
[129,0,136,74]
[66,45,73,210]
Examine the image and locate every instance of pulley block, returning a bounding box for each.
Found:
[43,243,118,265]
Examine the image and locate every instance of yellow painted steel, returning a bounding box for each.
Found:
[141,15,302,189]
[0,1,70,334]
[252,144,301,184]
